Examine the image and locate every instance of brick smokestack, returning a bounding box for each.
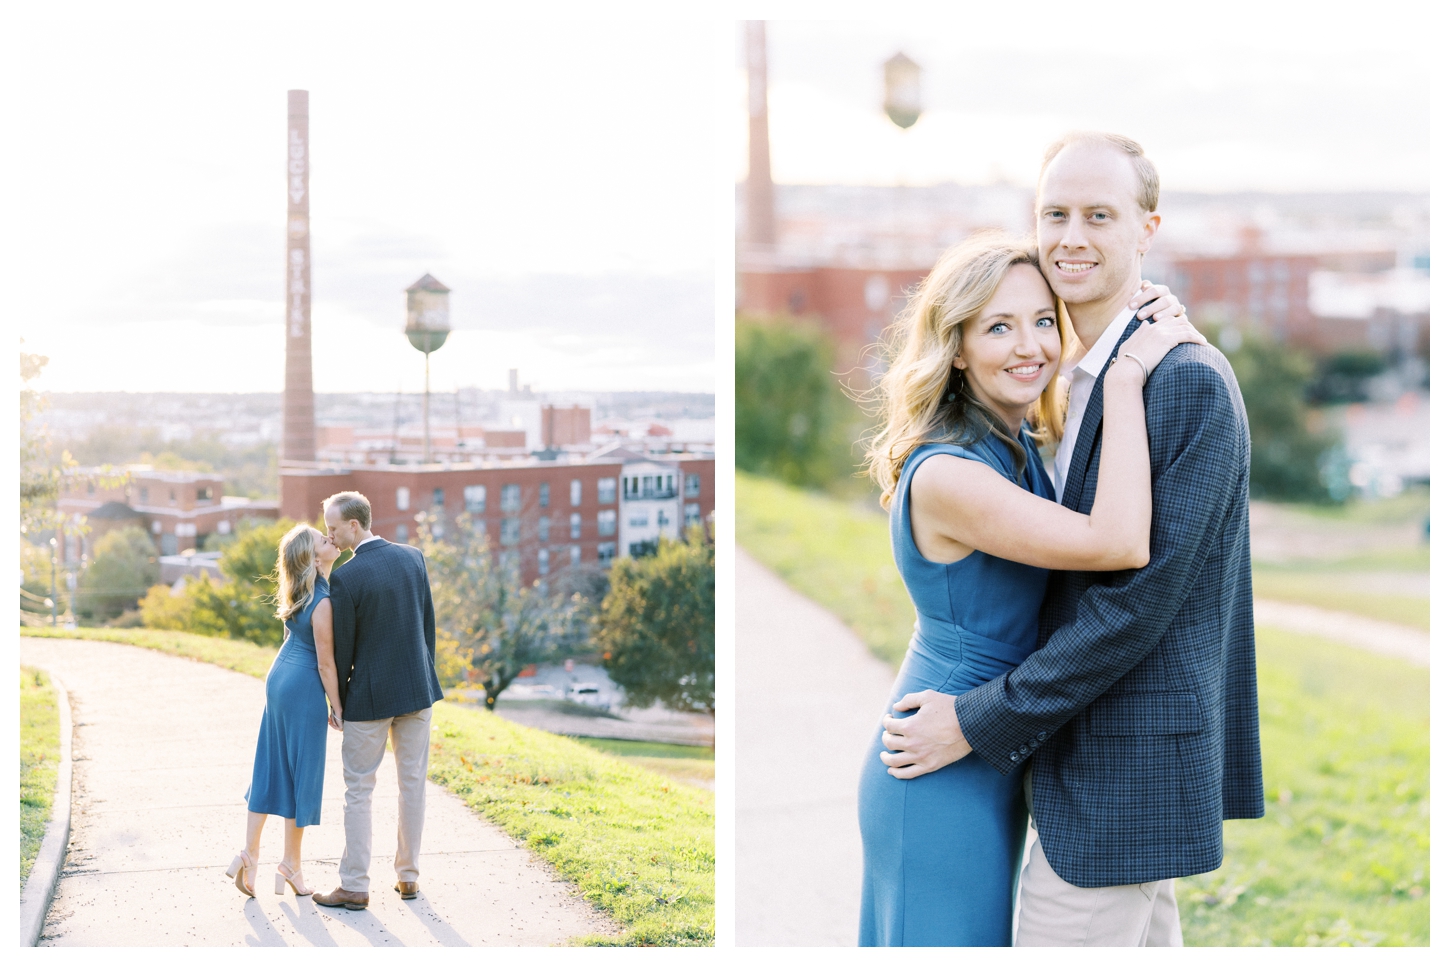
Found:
[744,21,776,250]
[282,89,316,464]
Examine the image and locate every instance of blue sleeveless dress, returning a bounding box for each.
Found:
[858,429,1054,946]
[245,576,329,827]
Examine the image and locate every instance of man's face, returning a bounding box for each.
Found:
[1035,142,1158,309]
[323,505,357,550]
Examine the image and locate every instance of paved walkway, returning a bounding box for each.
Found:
[20,637,614,947]
[1253,599,1429,667]
[735,549,896,946]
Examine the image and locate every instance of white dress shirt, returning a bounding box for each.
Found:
[1051,304,1137,502]
[353,534,382,550]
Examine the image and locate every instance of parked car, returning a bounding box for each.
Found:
[567,683,610,709]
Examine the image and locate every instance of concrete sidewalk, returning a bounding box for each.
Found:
[20,637,614,947]
[735,549,897,946]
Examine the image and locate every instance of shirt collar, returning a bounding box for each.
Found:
[1068,304,1137,380]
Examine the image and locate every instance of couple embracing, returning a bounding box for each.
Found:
[858,132,1264,946]
[225,491,444,909]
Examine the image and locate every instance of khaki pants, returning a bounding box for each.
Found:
[1015,836,1183,946]
[338,707,432,893]
[1017,768,1183,946]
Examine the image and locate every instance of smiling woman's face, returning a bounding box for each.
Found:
[954,263,1062,426]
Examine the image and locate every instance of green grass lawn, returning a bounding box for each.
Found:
[737,470,912,667]
[1178,627,1428,946]
[19,627,713,945]
[20,666,61,890]
[429,704,713,945]
[22,626,279,678]
[572,737,715,789]
[738,471,1430,945]
[1250,569,1428,630]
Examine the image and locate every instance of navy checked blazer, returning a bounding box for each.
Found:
[954,320,1265,888]
[329,537,444,722]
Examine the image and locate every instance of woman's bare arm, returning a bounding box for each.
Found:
[911,313,1206,571]
[311,597,344,730]
[911,362,1151,572]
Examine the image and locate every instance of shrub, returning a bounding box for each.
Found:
[75,526,159,619]
[736,314,863,489]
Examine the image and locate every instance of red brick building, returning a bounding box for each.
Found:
[57,468,279,560]
[280,450,714,585]
[737,262,931,383]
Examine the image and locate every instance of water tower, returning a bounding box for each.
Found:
[405,273,451,463]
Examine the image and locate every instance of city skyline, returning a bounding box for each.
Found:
[13,19,715,395]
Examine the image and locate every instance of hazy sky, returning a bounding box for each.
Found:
[12,16,716,395]
[738,10,1433,192]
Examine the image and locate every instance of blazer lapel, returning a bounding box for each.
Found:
[1061,317,1142,511]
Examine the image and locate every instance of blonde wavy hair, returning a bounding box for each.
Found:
[274,524,320,622]
[864,232,1080,508]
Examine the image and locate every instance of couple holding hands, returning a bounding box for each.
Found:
[225,491,444,911]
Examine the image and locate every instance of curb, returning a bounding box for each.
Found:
[19,670,73,947]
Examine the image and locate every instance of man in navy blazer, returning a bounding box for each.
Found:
[882,133,1263,945]
[312,491,444,911]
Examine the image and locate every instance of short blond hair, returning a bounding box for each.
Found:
[1040,131,1159,213]
[324,491,372,530]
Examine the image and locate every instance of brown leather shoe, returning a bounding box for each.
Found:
[312,887,369,910]
[395,881,419,900]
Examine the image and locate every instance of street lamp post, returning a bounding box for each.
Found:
[404,274,452,464]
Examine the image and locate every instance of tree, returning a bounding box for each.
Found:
[75,526,159,619]
[417,513,589,709]
[597,533,714,718]
[138,518,297,645]
[1223,331,1340,501]
[736,314,863,489]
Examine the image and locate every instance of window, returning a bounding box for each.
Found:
[598,478,617,504]
[629,513,650,528]
[151,520,162,534]
[569,513,581,539]
[464,484,486,514]
[597,509,616,537]
[433,487,445,509]
[197,486,213,502]
[685,503,701,527]
[140,487,149,503]
[169,489,177,505]
[657,509,671,529]
[161,533,177,555]
[537,548,550,575]
[569,545,580,567]
[472,518,487,538]
[87,482,95,495]
[397,487,410,511]
[500,518,521,545]
[684,473,700,498]
[431,520,445,538]
[538,517,551,542]
[396,524,410,542]
[501,484,521,513]
[539,482,550,508]
[570,479,582,506]
[218,519,233,535]
[598,542,616,563]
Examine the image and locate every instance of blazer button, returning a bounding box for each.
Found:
[1019,744,1030,755]
[1037,732,1048,741]
[1009,752,1020,762]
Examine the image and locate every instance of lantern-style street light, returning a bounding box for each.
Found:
[405,273,452,464]
[883,52,922,130]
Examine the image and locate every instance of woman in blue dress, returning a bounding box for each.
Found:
[225,525,343,897]
[857,233,1201,945]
